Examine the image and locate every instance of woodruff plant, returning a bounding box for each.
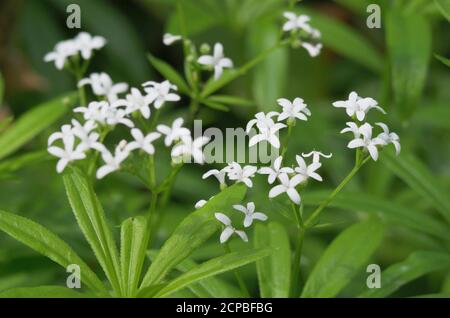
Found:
[0,4,400,298]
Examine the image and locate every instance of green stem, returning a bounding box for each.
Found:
[224,243,251,298]
[290,203,304,297]
[304,156,371,228]
[281,121,294,158]
[158,163,183,207]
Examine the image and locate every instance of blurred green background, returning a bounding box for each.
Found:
[0,0,449,297]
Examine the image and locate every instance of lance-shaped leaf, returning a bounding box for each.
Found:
[0,210,107,294]
[0,286,92,298]
[63,167,122,296]
[302,219,384,297]
[147,54,190,95]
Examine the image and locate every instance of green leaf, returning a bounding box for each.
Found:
[381,151,450,225]
[302,8,384,73]
[120,216,150,297]
[200,99,230,112]
[0,93,76,160]
[0,151,50,179]
[435,54,450,67]
[435,0,450,22]
[63,167,122,296]
[0,210,107,294]
[248,18,288,112]
[147,54,190,95]
[303,191,450,243]
[153,248,270,298]
[255,222,291,298]
[207,95,255,108]
[302,219,385,298]
[360,251,450,297]
[0,286,91,298]
[140,183,247,289]
[386,9,431,119]
[147,251,243,298]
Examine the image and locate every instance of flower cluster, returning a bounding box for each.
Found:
[44,32,106,70]
[45,33,210,178]
[333,92,401,160]
[282,12,322,57]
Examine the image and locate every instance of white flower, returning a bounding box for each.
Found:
[74,32,106,60]
[96,141,130,179]
[215,213,248,243]
[74,101,106,122]
[126,128,161,154]
[301,150,333,164]
[142,80,180,109]
[277,97,311,122]
[102,104,134,128]
[171,135,210,164]
[258,156,293,184]
[233,202,268,228]
[48,124,74,146]
[332,92,386,121]
[376,123,401,155]
[78,72,128,102]
[301,42,322,57]
[282,12,312,32]
[340,121,362,138]
[71,119,104,152]
[157,117,191,146]
[202,168,227,186]
[268,173,303,204]
[195,199,208,209]
[246,112,279,133]
[198,43,233,80]
[163,33,182,46]
[44,40,78,70]
[48,134,86,173]
[122,87,153,119]
[249,122,286,148]
[347,123,385,161]
[294,155,322,182]
[223,162,257,188]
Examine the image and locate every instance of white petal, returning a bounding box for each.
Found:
[215,212,231,226]
[220,227,234,243]
[287,188,301,204]
[252,212,268,222]
[269,185,285,199]
[243,215,253,228]
[234,230,248,242]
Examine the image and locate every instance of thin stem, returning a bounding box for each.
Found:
[148,154,156,189]
[290,203,304,297]
[281,121,295,158]
[224,243,251,298]
[158,163,183,207]
[304,155,371,228]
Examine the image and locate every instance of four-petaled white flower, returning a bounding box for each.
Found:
[126,128,161,155]
[301,42,322,57]
[347,123,385,161]
[233,202,268,228]
[246,112,279,133]
[332,92,386,121]
[96,141,130,179]
[163,33,182,46]
[340,121,362,138]
[142,80,180,109]
[277,97,311,122]
[48,124,74,146]
[44,40,78,70]
[249,122,286,149]
[302,150,333,164]
[120,87,154,119]
[48,135,86,173]
[295,155,322,182]
[282,12,311,32]
[224,162,257,188]
[74,32,106,60]
[269,173,304,204]
[157,118,191,146]
[202,168,227,186]
[78,72,128,102]
[376,123,401,155]
[198,43,233,80]
[215,213,248,243]
[258,156,293,184]
[71,119,104,152]
[171,135,210,164]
